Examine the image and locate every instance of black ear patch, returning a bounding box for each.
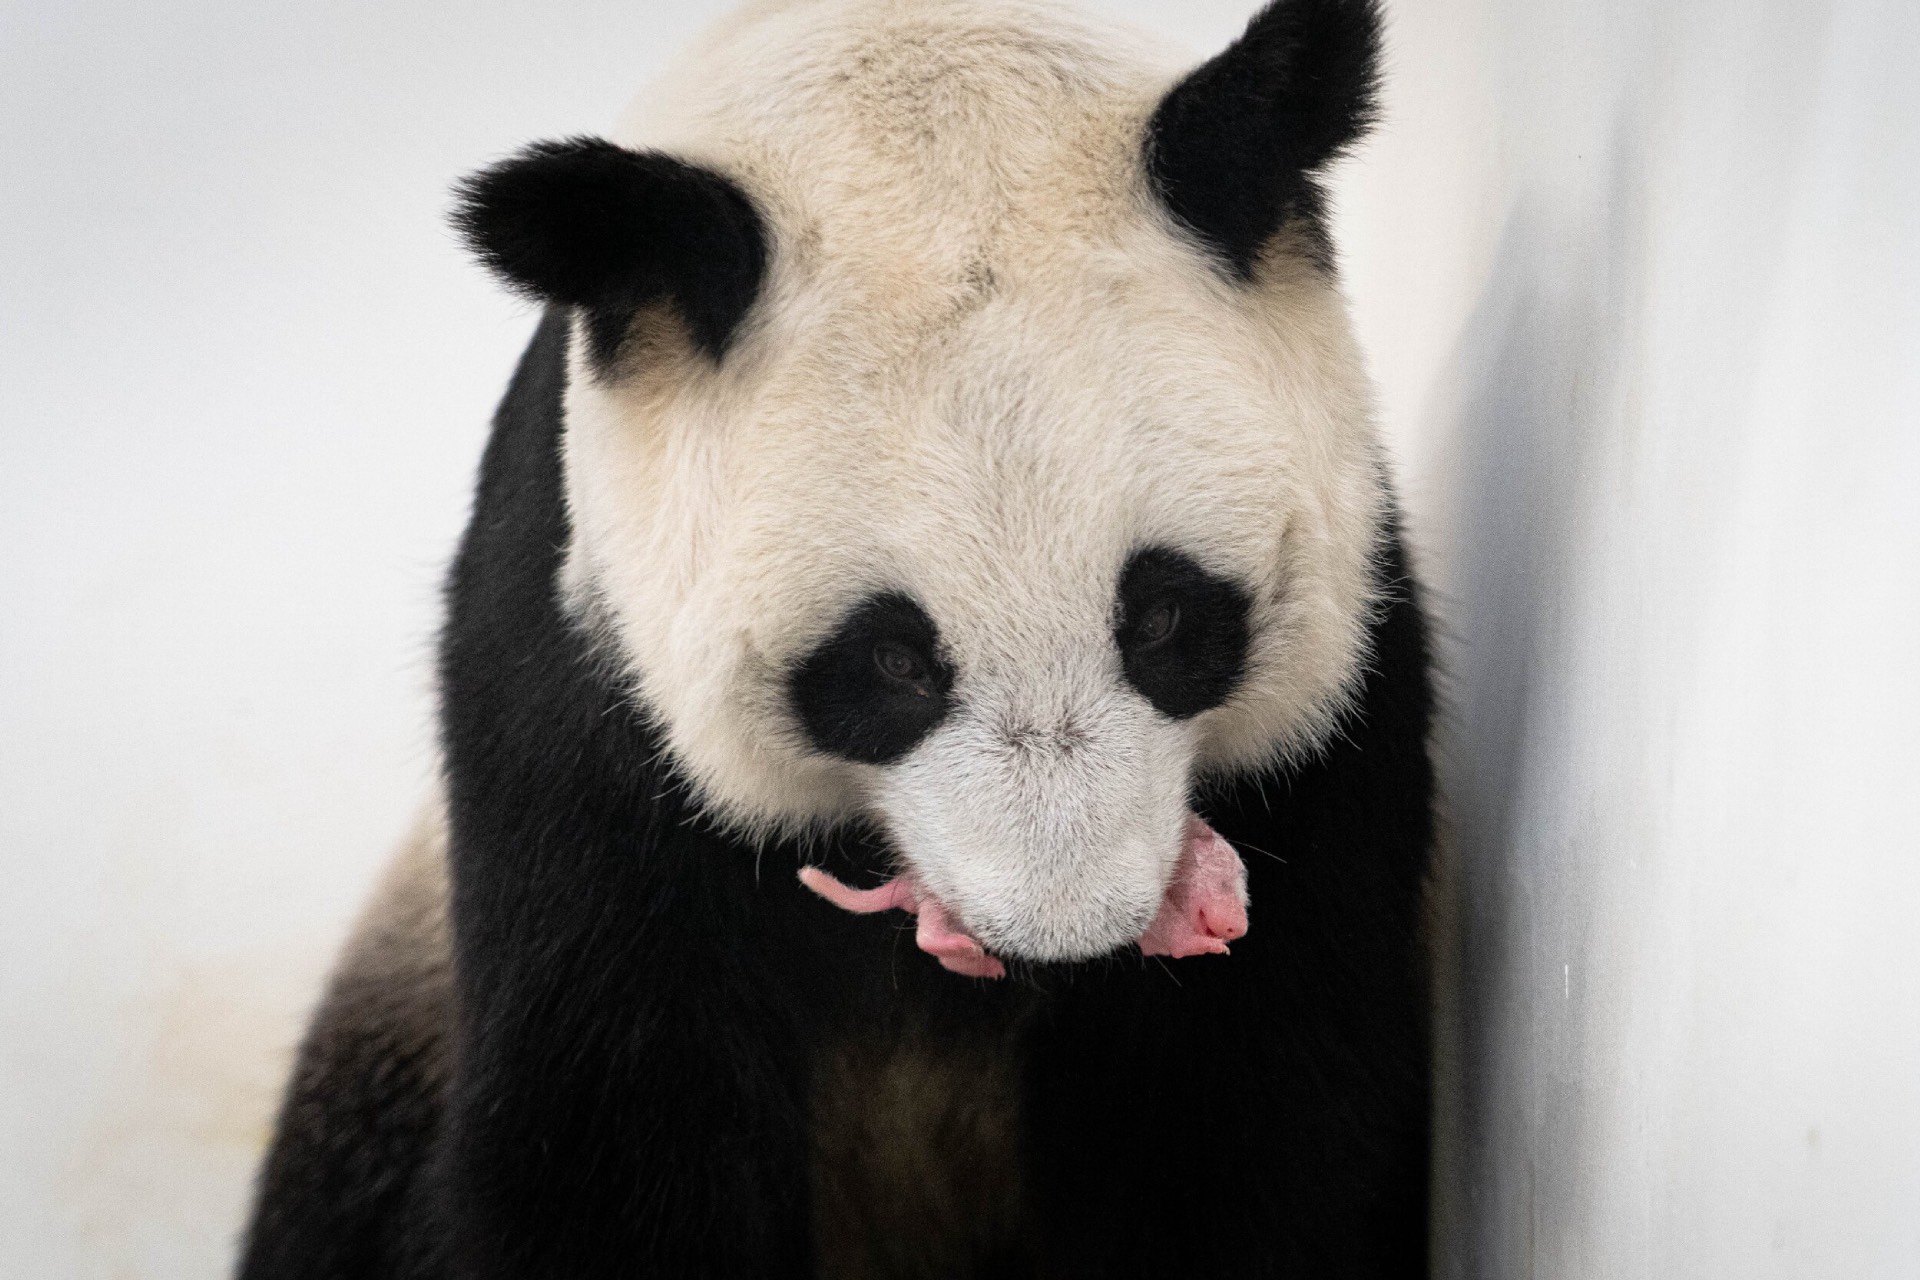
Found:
[1146,0,1382,277]
[1115,547,1253,720]
[453,137,768,368]
[789,594,955,766]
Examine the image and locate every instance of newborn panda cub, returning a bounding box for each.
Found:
[239,0,1436,1277]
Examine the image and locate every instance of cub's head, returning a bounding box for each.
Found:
[454,0,1386,964]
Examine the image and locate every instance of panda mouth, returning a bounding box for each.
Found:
[797,813,1248,978]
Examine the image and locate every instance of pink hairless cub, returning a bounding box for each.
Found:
[1137,815,1250,959]
[799,814,1248,977]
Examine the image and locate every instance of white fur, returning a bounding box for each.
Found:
[558,0,1384,958]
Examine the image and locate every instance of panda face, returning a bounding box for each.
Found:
[558,227,1380,960]
[465,0,1388,962]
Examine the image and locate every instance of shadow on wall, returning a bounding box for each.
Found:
[1427,111,1650,1280]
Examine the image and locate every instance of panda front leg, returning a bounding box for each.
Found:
[434,1020,817,1278]
[431,822,824,1279]
[1023,953,1429,1278]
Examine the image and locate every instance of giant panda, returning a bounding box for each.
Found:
[238,0,1434,1275]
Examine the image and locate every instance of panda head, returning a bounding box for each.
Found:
[453,0,1386,964]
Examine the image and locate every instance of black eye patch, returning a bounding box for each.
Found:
[788,593,954,765]
[1114,547,1252,719]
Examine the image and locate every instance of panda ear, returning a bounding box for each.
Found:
[453,136,768,368]
[1146,0,1381,277]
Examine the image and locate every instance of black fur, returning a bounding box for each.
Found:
[790,592,955,765]
[1147,0,1382,276]
[453,137,767,367]
[239,311,1434,1277]
[1114,545,1253,719]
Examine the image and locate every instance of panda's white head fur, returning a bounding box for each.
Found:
[456,0,1386,963]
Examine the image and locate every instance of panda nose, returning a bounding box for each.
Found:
[995,714,1091,758]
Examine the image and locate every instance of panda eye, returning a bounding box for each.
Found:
[873,642,931,689]
[1135,601,1180,648]
[792,593,952,765]
[1114,547,1250,720]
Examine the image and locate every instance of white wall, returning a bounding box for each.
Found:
[2,1,1915,1276]
[1341,1,1920,1275]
